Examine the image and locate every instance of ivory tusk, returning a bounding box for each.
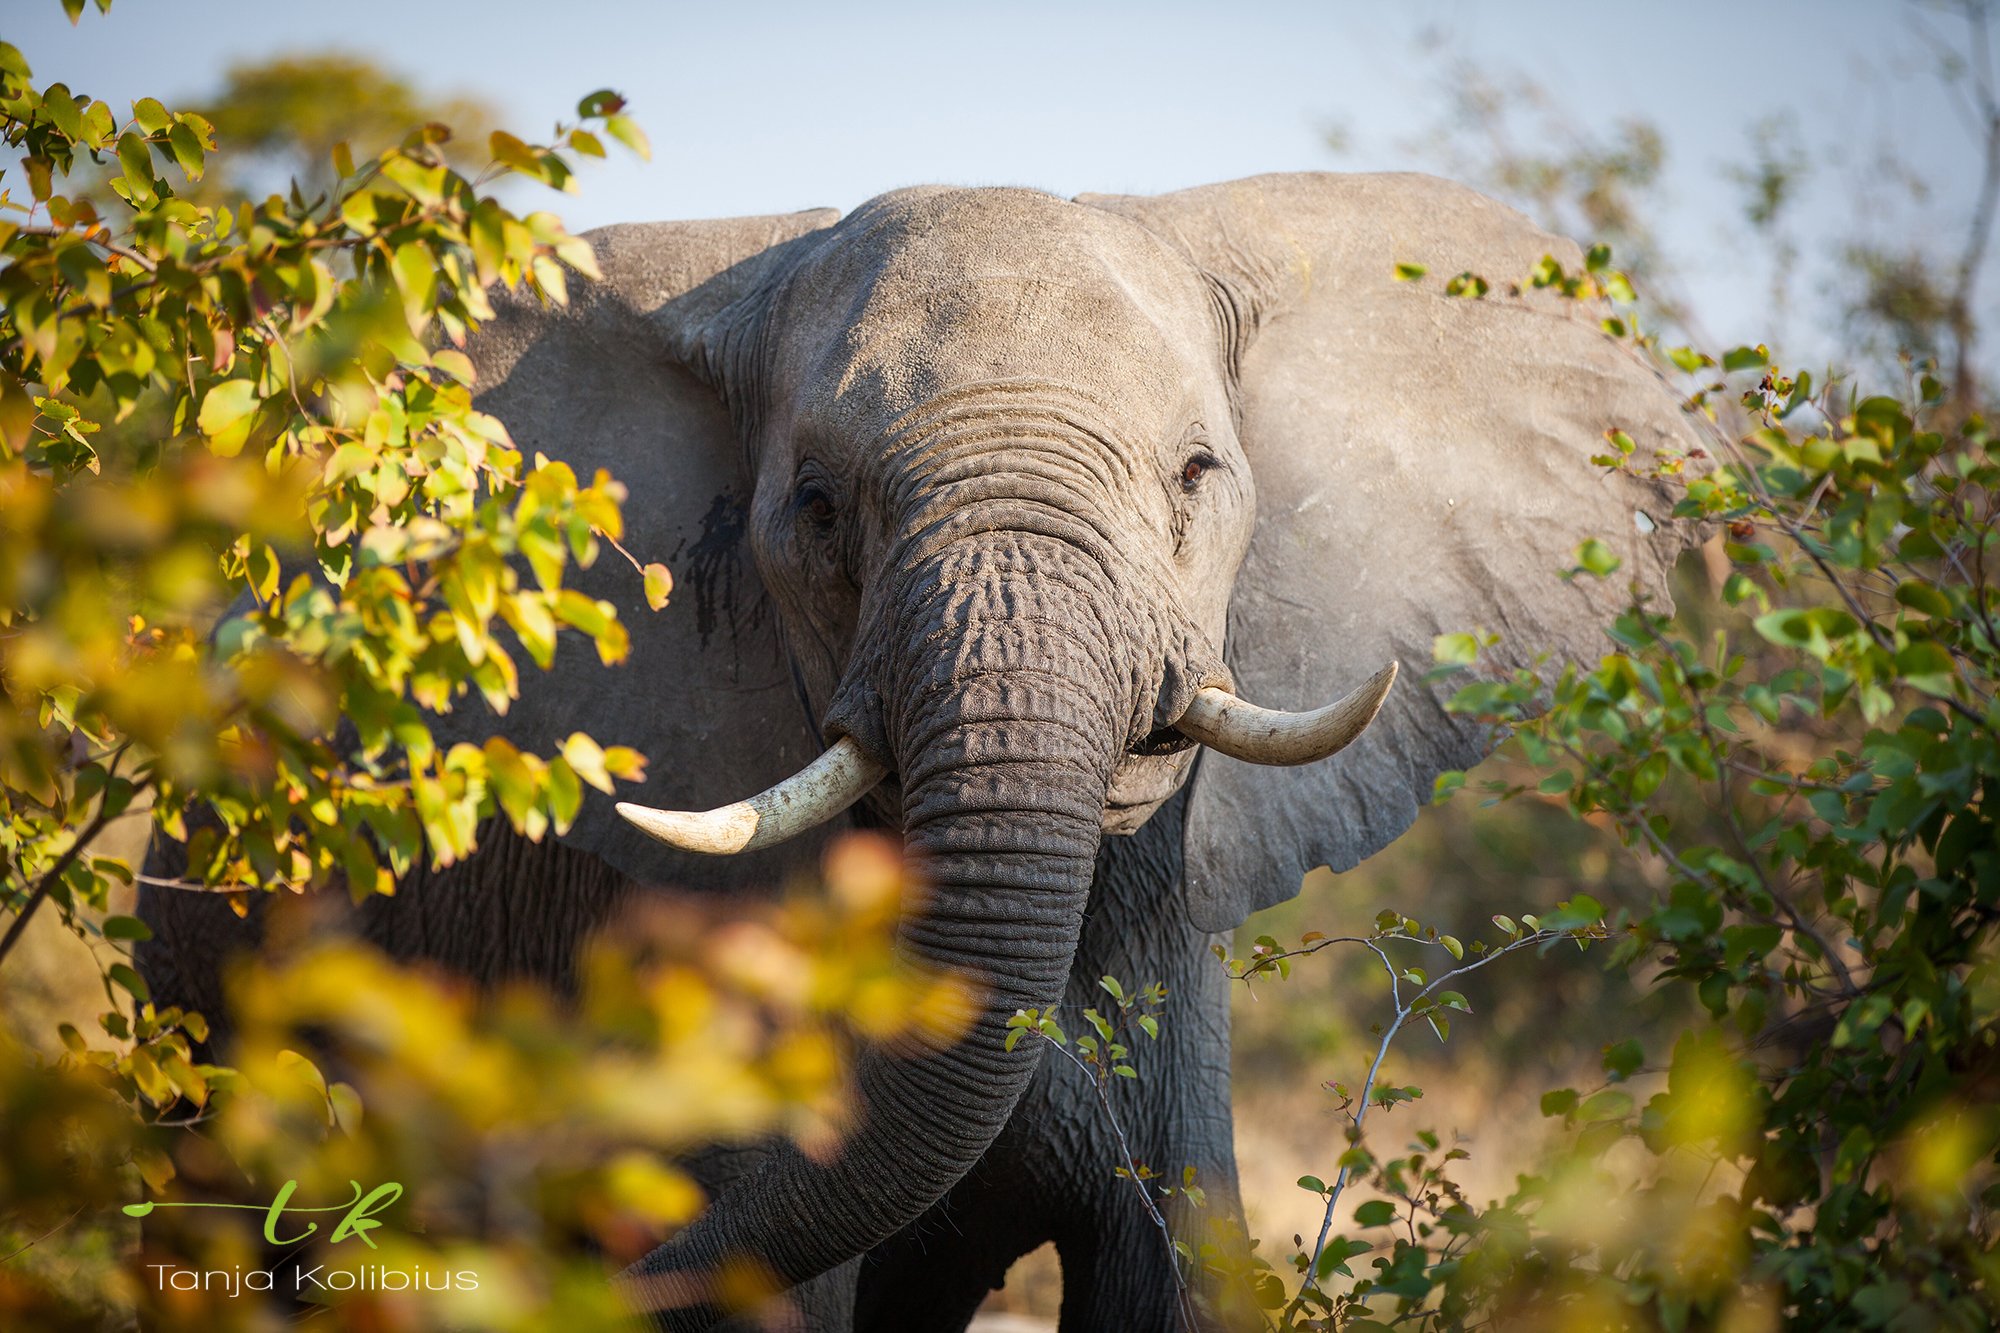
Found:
[615,736,887,855]
[1175,662,1398,766]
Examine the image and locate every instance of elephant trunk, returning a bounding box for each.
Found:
[623,529,1133,1325]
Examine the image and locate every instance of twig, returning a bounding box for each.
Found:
[1039,1036,1199,1333]
[1289,931,1572,1314]
[13,222,158,273]
[1942,1,1999,405]
[0,1205,86,1265]
[0,746,131,969]
[1720,430,1996,736]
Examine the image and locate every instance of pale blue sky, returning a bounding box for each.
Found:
[12,1,1989,363]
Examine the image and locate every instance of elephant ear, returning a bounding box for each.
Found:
[444,210,841,891]
[1079,173,1706,931]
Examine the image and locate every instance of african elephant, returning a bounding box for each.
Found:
[138,172,1700,1330]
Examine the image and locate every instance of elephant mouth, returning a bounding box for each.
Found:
[1130,723,1200,757]
[1102,748,1199,833]
[614,664,1397,856]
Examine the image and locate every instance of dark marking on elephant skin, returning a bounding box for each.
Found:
[673,489,761,652]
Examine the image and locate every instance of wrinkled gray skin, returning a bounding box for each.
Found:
[138,173,1702,1331]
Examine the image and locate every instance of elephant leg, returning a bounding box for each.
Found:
[648,1144,861,1332]
[1045,793,1258,1331]
[851,1162,1049,1333]
[1038,1047,1246,1333]
[707,1255,859,1333]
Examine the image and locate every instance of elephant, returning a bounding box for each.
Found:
[136,171,1702,1331]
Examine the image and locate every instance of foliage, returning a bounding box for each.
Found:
[188,55,502,202]
[1015,977,1195,1325]
[0,6,882,1328]
[0,12,663,967]
[1178,262,1999,1327]
[5,831,965,1330]
[1377,2,2000,397]
[1163,11,2000,1328]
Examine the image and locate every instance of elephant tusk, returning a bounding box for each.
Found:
[1174,662,1398,766]
[615,736,888,855]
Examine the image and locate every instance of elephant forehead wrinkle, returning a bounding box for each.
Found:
[812,276,1189,424]
[867,382,1144,486]
[889,448,1133,538]
[883,417,1133,492]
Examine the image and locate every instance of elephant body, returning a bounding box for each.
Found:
[139,172,1704,1330]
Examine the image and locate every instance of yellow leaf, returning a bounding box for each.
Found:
[562,732,614,794]
[643,561,672,611]
[0,371,37,450]
[196,379,259,457]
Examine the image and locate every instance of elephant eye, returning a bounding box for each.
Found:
[1180,451,1219,493]
[795,481,837,530]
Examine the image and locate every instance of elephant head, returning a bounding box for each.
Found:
[454,172,1699,1321]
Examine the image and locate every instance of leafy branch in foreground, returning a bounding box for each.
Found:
[1,33,664,985]
[1209,910,1606,1330]
[1274,257,1996,1327]
[1011,977,1199,1331]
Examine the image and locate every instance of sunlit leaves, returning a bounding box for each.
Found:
[18,830,940,1328]
[1407,321,2000,1328]
[1258,244,1999,1329]
[194,378,258,455]
[0,41,662,921]
[642,560,673,611]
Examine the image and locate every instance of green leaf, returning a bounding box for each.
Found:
[1895,640,1958,696]
[1630,751,1670,801]
[1893,581,1951,618]
[602,114,651,161]
[108,962,150,1001]
[1432,632,1480,665]
[196,380,260,457]
[1574,538,1622,577]
[1354,1199,1397,1227]
[101,915,153,942]
[1538,894,1605,931]
[167,120,205,181]
[115,129,155,203]
[1602,1039,1644,1081]
[391,242,440,331]
[130,97,170,138]
[42,83,84,140]
[1310,1237,1364,1281]
[561,732,616,794]
[1392,261,1427,281]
